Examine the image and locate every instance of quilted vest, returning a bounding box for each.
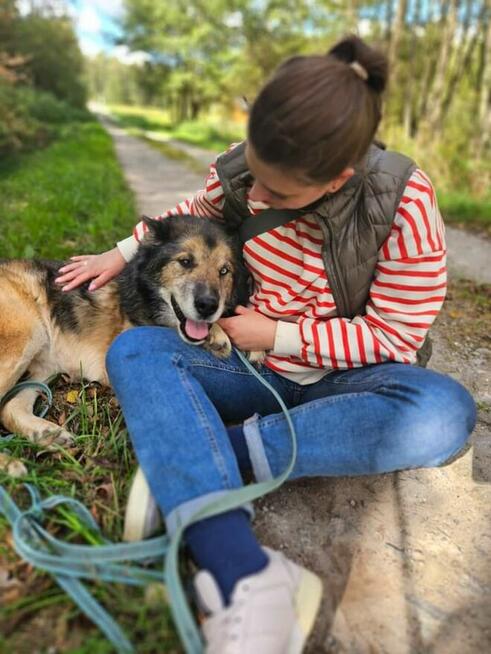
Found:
[215,141,432,366]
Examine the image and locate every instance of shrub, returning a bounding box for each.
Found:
[0,81,90,155]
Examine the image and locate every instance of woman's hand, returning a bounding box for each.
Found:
[218,305,277,351]
[55,246,127,292]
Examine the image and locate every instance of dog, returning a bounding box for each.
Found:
[0,215,252,447]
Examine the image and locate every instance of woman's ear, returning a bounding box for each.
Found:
[327,167,355,193]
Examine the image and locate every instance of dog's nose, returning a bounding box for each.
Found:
[195,294,219,318]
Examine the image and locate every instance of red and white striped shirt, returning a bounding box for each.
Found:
[117,151,446,384]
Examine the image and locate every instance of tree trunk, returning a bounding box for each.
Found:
[423,0,459,134]
[403,0,422,137]
[440,0,485,125]
[387,0,408,80]
[345,0,358,32]
[385,0,394,46]
[477,4,491,156]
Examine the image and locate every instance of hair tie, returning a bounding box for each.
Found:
[350,60,368,81]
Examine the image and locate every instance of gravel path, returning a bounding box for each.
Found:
[103,118,491,654]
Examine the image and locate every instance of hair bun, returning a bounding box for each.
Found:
[328,34,388,94]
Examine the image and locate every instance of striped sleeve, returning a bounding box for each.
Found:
[117,160,228,260]
[292,170,446,368]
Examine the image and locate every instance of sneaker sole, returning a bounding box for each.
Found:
[288,568,323,654]
[123,467,163,542]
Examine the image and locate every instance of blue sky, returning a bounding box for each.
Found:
[60,0,148,63]
[67,0,124,56]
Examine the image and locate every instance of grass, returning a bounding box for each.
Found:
[106,103,245,153]
[140,136,208,175]
[0,118,183,653]
[438,192,491,234]
[0,380,183,654]
[0,120,137,259]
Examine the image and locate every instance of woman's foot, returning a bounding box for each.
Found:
[194,547,323,654]
[123,466,163,541]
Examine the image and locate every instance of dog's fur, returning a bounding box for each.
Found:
[0,215,250,446]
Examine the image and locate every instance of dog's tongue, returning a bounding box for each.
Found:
[185,319,209,341]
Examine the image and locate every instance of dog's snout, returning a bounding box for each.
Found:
[195,293,219,318]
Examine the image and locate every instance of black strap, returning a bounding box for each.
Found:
[238,208,300,242]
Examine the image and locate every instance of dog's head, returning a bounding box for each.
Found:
[122,215,250,344]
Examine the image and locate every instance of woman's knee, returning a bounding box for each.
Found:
[106,326,179,377]
[400,371,476,467]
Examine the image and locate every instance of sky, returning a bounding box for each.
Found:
[63,0,148,63]
[67,0,122,55]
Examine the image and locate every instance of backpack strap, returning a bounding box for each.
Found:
[215,142,308,242]
[238,208,300,242]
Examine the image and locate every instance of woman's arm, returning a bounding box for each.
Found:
[55,162,227,291]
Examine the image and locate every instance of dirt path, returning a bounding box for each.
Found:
[104,119,491,654]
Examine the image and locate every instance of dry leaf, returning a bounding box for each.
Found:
[0,568,19,590]
[65,390,79,404]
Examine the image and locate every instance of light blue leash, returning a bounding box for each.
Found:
[0,349,298,653]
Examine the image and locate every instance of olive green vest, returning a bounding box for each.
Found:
[215,141,432,366]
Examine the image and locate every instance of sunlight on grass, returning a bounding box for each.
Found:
[0,120,137,259]
[107,103,245,152]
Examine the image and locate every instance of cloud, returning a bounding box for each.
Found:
[79,38,104,57]
[78,6,102,34]
[112,45,151,65]
[82,0,124,18]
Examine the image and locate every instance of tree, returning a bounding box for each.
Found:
[477,2,491,155]
[14,9,87,107]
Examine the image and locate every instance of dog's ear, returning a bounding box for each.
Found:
[227,250,252,312]
[141,216,174,245]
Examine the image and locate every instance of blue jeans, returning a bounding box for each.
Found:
[106,327,476,536]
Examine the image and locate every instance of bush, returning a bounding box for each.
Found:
[25,88,91,124]
[0,81,90,155]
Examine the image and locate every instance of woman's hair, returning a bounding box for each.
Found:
[247,35,389,184]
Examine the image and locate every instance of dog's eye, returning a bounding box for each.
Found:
[178,258,193,268]
[219,266,230,276]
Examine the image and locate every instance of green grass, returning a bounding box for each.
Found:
[0,119,183,652]
[107,103,245,153]
[438,192,491,233]
[0,379,182,653]
[0,120,137,259]
[140,136,208,175]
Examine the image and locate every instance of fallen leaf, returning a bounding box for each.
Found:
[1,586,22,604]
[66,390,79,404]
[0,568,19,589]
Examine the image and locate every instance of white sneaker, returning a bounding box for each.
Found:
[123,466,163,541]
[194,547,323,654]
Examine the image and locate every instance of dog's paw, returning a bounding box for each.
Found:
[204,324,232,359]
[247,350,267,365]
[33,427,75,449]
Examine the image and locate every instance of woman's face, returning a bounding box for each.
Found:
[245,142,353,210]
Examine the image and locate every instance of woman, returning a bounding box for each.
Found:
[56,35,476,653]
